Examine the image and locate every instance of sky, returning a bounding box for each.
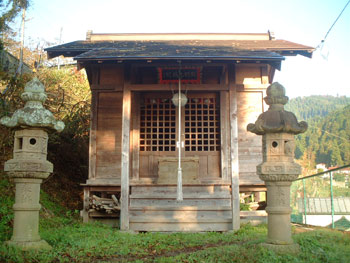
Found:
[12,0,350,98]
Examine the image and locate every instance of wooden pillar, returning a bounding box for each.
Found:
[120,85,131,231]
[220,90,230,181]
[131,92,140,181]
[88,90,98,180]
[88,66,99,181]
[82,187,90,223]
[228,64,240,230]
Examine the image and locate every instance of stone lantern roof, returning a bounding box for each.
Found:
[247,82,307,135]
[0,77,65,132]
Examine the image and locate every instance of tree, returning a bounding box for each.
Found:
[0,0,30,50]
[300,147,316,172]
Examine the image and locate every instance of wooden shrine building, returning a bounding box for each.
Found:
[46,32,313,231]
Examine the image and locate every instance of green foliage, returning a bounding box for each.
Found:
[291,176,350,205]
[286,96,350,166]
[37,67,90,210]
[240,202,250,211]
[333,172,345,182]
[0,0,30,32]
[0,73,31,164]
[0,172,14,242]
[0,67,90,210]
[285,95,350,122]
[0,0,30,50]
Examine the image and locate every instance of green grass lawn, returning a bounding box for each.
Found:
[1,218,350,263]
[1,173,350,263]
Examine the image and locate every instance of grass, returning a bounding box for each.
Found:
[0,173,15,242]
[1,172,350,262]
[1,218,349,262]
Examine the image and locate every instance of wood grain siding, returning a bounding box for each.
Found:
[237,91,264,185]
[95,92,123,179]
[99,65,124,86]
[235,65,267,88]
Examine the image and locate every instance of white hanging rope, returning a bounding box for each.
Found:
[177,63,183,201]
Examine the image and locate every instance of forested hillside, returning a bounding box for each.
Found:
[285,95,350,121]
[286,96,350,167]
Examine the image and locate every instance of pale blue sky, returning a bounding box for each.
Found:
[14,0,350,98]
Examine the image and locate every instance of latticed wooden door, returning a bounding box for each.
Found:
[184,92,221,179]
[138,92,221,180]
[139,93,176,179]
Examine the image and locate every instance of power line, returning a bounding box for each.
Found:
[316,0,350,50]
[309,124,349,141]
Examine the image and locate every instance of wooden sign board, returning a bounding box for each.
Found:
[158,68,201,84]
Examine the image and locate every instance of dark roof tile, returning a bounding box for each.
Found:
[45,39,314,60]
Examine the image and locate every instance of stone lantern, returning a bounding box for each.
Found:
[247,82,307,253]
[0,77,64,250]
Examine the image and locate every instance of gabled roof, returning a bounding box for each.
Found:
[45,32,314,64]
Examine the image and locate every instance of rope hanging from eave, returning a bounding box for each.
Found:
[316,0,350,50]
[177,62,183,201]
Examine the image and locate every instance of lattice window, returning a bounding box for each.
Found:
[140,96,176,151]
[184,95,220,152]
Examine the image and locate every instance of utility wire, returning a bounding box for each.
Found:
[309,124,349,141]
[316,0,350,50]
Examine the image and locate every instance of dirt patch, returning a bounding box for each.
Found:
[92,240,250,263]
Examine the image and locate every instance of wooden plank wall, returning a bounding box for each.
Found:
[237,91,264,185]
[89,65,124,182]
[235,64,267,187]
[95,92,123,179]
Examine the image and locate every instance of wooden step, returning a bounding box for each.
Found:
[130,206,232,211]
[130,193,231,199]
[129,206,232,219]
[130,217,232,223]
[129,221,232,232]
[131,185,230,195]
[240,210,267,225]
[130,198,231,207]
[129,184,233,231]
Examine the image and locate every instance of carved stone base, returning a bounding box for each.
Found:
[261,242,300,254]
[6,240,52,251]
[7,177,50,251]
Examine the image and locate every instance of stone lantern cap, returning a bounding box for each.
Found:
[0,77,65,132]
[247,82,307,135]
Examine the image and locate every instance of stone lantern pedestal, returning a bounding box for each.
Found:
[247,82,307,254]
[0,78,64,250]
